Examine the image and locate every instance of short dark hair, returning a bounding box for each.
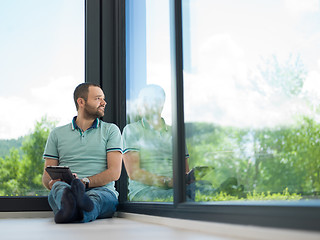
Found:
[74,82,101,110]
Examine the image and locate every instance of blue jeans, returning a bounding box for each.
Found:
[48,181,118,223]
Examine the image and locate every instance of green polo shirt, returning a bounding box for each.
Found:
[43,117,122,197]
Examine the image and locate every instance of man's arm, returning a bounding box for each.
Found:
[123,151,174,188]
[123,151,191,188]
[42,157,60,190]
[85,151,122,188]
[185,158,190,173]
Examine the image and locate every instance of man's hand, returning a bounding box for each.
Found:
[47,173,79,190]
[48,179,61,190]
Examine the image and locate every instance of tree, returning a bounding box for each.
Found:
[18,117,56,195]
[0,149,21,195]
[0,117,55,196]
[258,54,306,97]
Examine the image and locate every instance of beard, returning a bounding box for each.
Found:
[84,103,105,119]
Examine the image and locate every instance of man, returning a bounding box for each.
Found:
[42,83,122,223]
[122,84,194,201]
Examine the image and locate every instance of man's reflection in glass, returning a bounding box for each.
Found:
[122,84,194,201]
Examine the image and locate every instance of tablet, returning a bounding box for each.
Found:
[45,166,74,184]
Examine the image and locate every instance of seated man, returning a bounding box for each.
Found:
[42,83,122,223]
[122,84,194,201]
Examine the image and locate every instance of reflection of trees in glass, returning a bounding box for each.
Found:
[187,54,320,200]
[258,54,307,97]
[186,118,320,200]
[0,117,55,196]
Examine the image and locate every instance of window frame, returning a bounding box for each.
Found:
[117,0,320,231]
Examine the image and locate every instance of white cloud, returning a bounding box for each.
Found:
[146,62,172,125]
[183,34,315,128]
[30,75,82,125]
[302,62,320,107]
[0,95,36,139]
[284,0,319,15]
[184,70,312,128]
[0,76,82,139]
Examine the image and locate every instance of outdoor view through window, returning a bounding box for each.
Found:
[183,0,320,202]
[0,1,84,196]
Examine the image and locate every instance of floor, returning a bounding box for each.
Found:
[0,212,320,240]
[0,217,229,240]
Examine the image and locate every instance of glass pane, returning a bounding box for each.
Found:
[183,0,320,202]
[124,0,175,202]
[0,0,84,196]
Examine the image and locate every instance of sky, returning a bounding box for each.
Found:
[136,0,320,129]
[1,0,320,139]
[0,0,84,139]
[182,0,320,128]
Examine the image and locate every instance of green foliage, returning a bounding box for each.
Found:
[196,191,243,202]
[0,149,21,195]
[246,188,302,201]
[0,117,55,196]
[195,188,302,202]
[186,116,320,201]
[0,138,24,158]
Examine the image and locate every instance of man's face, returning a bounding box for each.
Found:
[83,86,106,119]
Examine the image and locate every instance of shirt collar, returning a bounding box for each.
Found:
[72,116,100,131]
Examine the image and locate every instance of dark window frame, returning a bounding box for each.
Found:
[1,0,320,232]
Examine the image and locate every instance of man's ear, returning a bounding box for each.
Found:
[77,98,85,108]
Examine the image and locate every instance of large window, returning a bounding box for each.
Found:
[123,0,177,202]
[182,0,320,202]
[0,0,84,196]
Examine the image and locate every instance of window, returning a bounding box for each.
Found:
[182,0,320,202]
[120,0,320,231]
[124,0,176,202]
[0,0,84,196]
